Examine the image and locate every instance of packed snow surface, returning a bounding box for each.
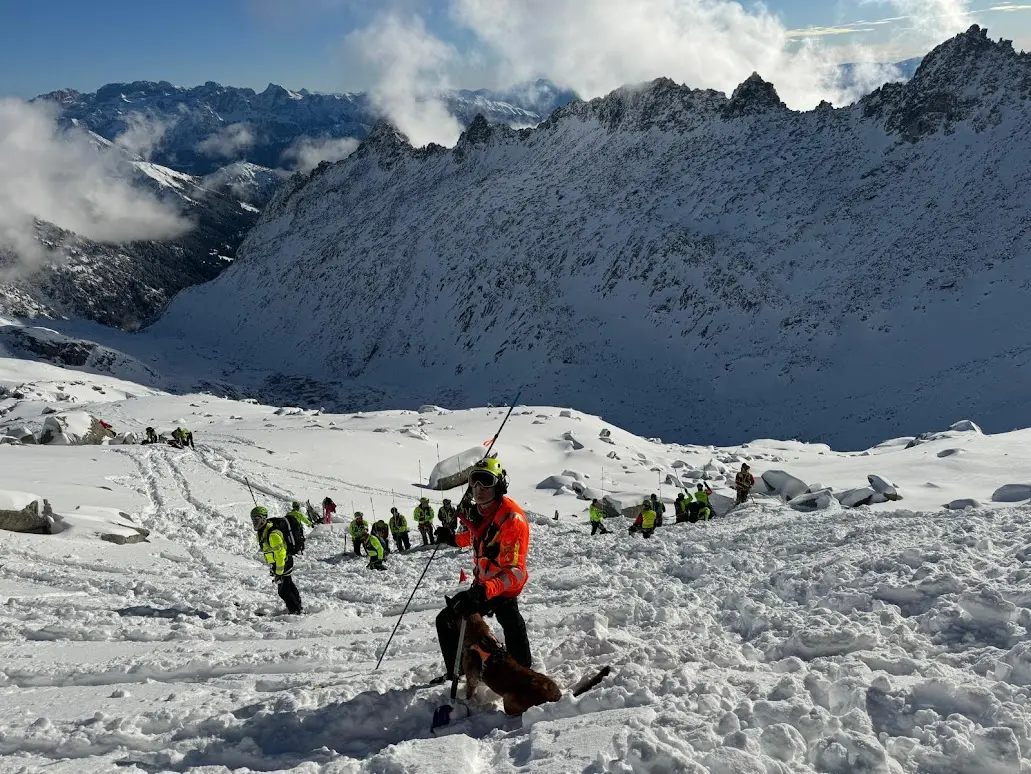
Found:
[2,356,1031,771]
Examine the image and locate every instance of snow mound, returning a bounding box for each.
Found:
[418,405,450,414]
[274,407,304,416]
[537,475,578,491]
[868,474,901,501]
[788,489,840,513]
[836,487,883,507]
[992,484,1031,503]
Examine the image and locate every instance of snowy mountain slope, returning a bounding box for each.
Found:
[0,149,266,329]
[152,26,1031,449]
[39,79,577,176]
[2,358,1031,771]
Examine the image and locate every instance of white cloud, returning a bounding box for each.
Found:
[862,0,972,40]
[197,123,256,158]
[281,136,361,172]
[114,112,174,160]
[0,99,191,275]
[342,12,464,147]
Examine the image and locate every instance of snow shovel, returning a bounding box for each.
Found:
[431,615,467,732]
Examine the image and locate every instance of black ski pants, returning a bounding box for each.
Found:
[436,595,531,677]
[276,575,302,614]
[393,532,411,552]
[591,521,609,535]
[352,540,362,556]
[419,523,435,545]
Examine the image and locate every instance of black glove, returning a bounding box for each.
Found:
[448,584,487,617]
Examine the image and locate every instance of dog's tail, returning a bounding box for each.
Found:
[571,665,612,697]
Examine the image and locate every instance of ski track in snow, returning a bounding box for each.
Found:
[2,395,1031,771]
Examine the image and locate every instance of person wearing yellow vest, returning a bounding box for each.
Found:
[692,484,713,521]
[360,529,386,571]
[589,499,610,535]
[250,506,302,614]
[630,499,657,538]
[349,512,367,556]
[414,497,436,545]
[389,507,410,552]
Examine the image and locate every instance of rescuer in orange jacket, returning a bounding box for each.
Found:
[435,457,533,677]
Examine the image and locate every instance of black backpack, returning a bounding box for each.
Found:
[268,517,298,556]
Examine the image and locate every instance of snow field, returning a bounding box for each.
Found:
[2,362,1031,770]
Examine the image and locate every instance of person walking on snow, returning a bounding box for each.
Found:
[286,501,312,555]
[589,499,610,535]
[414,497,436,546]
[735,463,755,505]
[389,507,410,552]
[436,457,533,678]
[349,512,367,556]
[250,506,303,614]
[360,529,387,571]
[322,497,336,525]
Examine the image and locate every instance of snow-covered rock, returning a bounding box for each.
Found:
[868,474,902,501]
[761,471,809,501]
[561,431,585,450]
[537,475,578,491]
[992,484,1031,503]
[427,446,487,490]
[945,498,981,510]
[0,490,53,534]
[837,487,880,508]
[788,489,840,513]
[38,411,112,445]
[949,420,982,433]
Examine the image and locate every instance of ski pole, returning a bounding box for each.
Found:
[374,386,521,670]
[245,477,259,507]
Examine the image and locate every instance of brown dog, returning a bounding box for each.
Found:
[461,612,611,715]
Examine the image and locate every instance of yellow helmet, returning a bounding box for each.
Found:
[469,457,508,494]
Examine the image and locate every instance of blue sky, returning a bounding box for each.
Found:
[1,0,1029,98]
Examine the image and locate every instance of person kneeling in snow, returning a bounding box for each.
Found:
[251,506,303,614]
[360,529,387,571]
[371,519,391,555]
[629,499,657,538]
[436,457,533,679]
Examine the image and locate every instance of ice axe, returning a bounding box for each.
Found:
[431,612,467,732]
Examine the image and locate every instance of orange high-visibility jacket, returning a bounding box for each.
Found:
[456,496,529,600]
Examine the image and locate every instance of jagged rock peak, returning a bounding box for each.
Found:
[457,114,496,146]
[724,73,787,118]
[907,25,1028,90]
[360,119,412,152]
[556,76,728,131]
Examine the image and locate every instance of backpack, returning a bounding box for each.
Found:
[269,517,298,556]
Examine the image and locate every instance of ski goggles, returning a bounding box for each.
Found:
[469,470,500,488]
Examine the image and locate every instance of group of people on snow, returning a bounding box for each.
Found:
[142,426,195,448]
[246,456,758,677]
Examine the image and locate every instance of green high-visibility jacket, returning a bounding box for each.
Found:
[389,514,408,534]
[287,509,312,528]
[640,508,657,530]
[437,504,457,526]
[349,519,367,539]
[694,491,711,506]
[258,523,289,575]
[365,534,385,561]
[589,504,605,523]
[413,505,434,524]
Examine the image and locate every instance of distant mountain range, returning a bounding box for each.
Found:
[36,79,578,176]
[148,26,1031,447]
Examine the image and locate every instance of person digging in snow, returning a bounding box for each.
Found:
[436,457,533,680]
[250,506,303,614]
[349,512,368,556]
[414,497,436,545]
[360,528,387,571]
[735,463,755,505]
[143,427,159,445]
[589,499,610,535]
[674,492,690,523]
[371,518,391,555]
[649,493,665,527]
[691,483,714,521]
[389,507,410,552]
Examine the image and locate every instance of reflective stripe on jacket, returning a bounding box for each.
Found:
[349,519,366,539]
[258,523,289,575]
[389,514,408,534]
[414,505,435,524]
[365,534,384,561]
[455,496,529,600]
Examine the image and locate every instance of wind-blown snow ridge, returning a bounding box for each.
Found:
[2,355,1031,772]
[153,26,1031,449]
